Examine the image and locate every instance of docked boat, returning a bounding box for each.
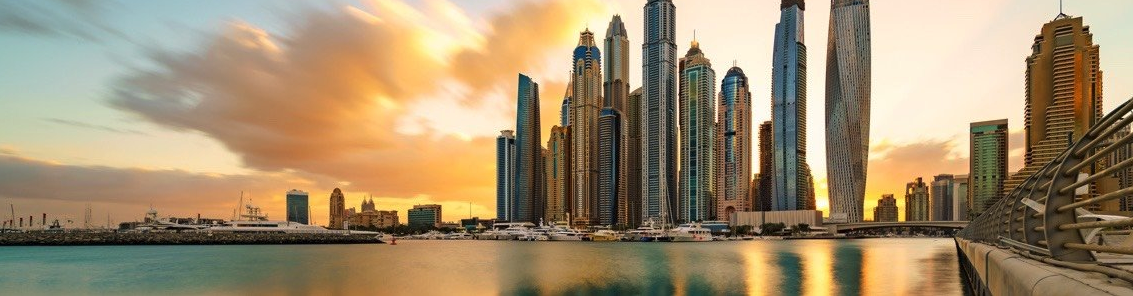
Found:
[591,229,621,242]
[667,223,713,242]
[548,228,587,241]
[624,220,664,242]
[208,203,377,235]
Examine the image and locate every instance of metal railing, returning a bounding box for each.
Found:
[957,98,1133,280]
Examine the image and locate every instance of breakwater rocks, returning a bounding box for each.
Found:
[0,232,384,246]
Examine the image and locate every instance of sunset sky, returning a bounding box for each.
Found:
[1,0,1131,225]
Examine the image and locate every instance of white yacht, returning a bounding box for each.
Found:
[667,223,713,242]
[208,203,377,235]
[548,227,587,241]
[624,219,665,242]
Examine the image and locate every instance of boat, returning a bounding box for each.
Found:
[624,219,664,242]
[548,227,587,241]
[667,223,713,242]
[208,203,378,235]
[591,229,621,242]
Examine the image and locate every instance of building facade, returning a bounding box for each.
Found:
[597,108,625,226]
[770,0,811,213]
[285,189,309,225]
[825,0,872,223]
[515,74,542,223]
[604,15,630,113]
[407,204,442,228]
[545,126,571,223]
[953,175,970,221]
[642,0,678,225]
[930,174,954,221]
[757,121,773,211]
[678,39,716,222]
[1004,14,1104,208]
[625,87,644,227]
[496,130,516,221]
[570,30,603,227]
[905,178,929,221]
[874,194,898,222]
[716,66,752,221]
[969,119,1007,219]
[329,188,346,229]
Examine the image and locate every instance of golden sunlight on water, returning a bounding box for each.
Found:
[0,239,966,295]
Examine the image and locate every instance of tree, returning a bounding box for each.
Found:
[759,223,786,236]
[797,223,810,233]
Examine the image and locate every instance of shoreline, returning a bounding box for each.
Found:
[0,232,384,246]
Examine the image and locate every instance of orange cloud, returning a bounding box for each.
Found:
[105,0,606,222]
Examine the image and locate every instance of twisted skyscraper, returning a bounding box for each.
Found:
[825,0,871,223]
[642,0,677,225]
[771,0,810,212]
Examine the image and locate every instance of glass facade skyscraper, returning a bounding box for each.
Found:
[678,39,715,223]
[642,0,677,225]
[930,174,954,221]
[715,66,752,221]
[496,130,516,221]
[515,74,541,223]
[825,0,872,223]
[770,0,809,212]
[969,119,1007,219]
[597,108,624,226]
[285,189,309,225]
[570,30,602,227]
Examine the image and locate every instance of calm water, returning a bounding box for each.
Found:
[0,238,966,295]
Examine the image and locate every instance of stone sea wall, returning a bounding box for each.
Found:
[0,232,384,246]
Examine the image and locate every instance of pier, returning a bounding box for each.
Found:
[955,99,1133,295]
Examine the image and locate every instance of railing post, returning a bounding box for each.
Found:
[1021,176,1045,248]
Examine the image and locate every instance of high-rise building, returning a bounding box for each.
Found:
[642,0,678,225]
[953,175,970,221]
[905,178,929,221]
[716,66,752,221]
[515,74,542,223]
[571,29,603,227]
[825,0,872,223]
[407,204,442,228]
[678,39,716,223]
[329,188,346,229]
[605,15,630,113]
[561,97,571,127]
[873,194,898,222]
[804,168,816,210]
[597,108,625,226]
[496,130,516,221]
[545,126,571,223]
[285,189,309,225]
[930,174,954,221]
[1004,13,1104,206]
[969,119,1007,219]
[625,87,644,227]
[771,0,811,213]
[757,121,773,211]
[1111,126,1133,211]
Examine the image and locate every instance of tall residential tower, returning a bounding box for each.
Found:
[678,39,716,222]
[515,74,542,223]
[716,66,752,221]
[770,0,811,212]
[570,30,603,227]
[969,119,1008,219]
[496,130,516,221]
[642,0,678,225]
[825,0,872,223]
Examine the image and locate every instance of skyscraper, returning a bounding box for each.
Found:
[515,74,542,223]
[678,39,716,223]
[825,0,872,223]
[771,0,810,213]
[605,15,630,113]
[545,126,571,223]
[329,188,346,229]
[1110,127,1133,211]
[873,194,898,222]
[571,29,603,227]
[930,174,954,221]
[597,108,625,226]
[285,189,309,225]
[757,121,773,211]
[969,119,1007,219]
[715,66,752,221]
[625,87,644,227]
[642,0,678,225]
[496,130,516,221]
[953,175,970,221]
[1004,13,1104,206]
[905,178,929,222]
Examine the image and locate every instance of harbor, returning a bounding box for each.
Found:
[0,232,383,246]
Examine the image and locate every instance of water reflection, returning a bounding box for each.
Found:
[0,239,966,295]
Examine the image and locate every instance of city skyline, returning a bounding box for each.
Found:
[2,0,1133,224]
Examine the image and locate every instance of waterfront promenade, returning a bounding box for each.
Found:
[0,232,384,246]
